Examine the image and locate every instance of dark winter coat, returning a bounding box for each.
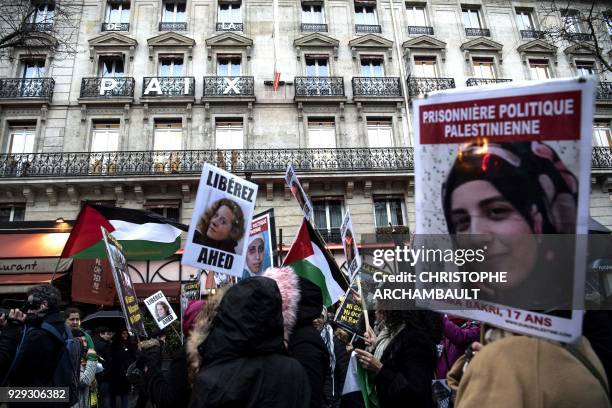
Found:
[110,338,137,395]
[288,278,330,408]
[93,335,112,383]
[0,322,22,381]
[583,310,612,385]
[323,336,350,408]
[143,347,190,408]
[375,320,441,408]
[190,277,311,408]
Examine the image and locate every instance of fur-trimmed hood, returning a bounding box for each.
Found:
[263,267,300,341]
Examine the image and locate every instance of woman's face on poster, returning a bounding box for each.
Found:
[207,205,234,241]
[246,238,265,274]
[449,179,540,290]
[156,302,168,318]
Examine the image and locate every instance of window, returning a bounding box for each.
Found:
[367,119,393,147]
[406,5,427,26]
[529,59,550,80]
[462,7,482,29]
[576,61,594,76]
[0,205,25,222]
[162,0,186,22]
[593,123,611,147]
[146,201,180,222]
[21,59,45,78]
[32,2,54,24]
[305,57,329,76]
[472,58,495,78]
[98,56,124,77]
[374,198,405,227]
[302,3,325,24]
[355,5,377,25]
[7,125,35,154]
[218,2,241,23]
[215,119,244,149]
[159,57,184,76]
[105,0,130,23]
[91,122,120,152]
[515,9,535,30]
[413,56,437,77]
[563,10,581,33]
[313,199,343,240]
[308,119,336,149]
[360,57,384,77]
[217,56,241,76]
[154,120,182,151]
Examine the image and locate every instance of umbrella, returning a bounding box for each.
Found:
[81,310,125,331]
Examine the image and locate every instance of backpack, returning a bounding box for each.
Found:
[41,322,82,407]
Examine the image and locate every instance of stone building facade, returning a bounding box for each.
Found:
[0,0,611,250]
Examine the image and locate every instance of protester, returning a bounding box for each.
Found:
[65,307,82,329]
[354,309,443,408]
[71,328,98,408]
[264,267,330,408]
[195,198,245,253]
[435,315,480,380]
[109,329,136,408]
[190,277,310,407]
[0,309,27,378]
[93,327,114,408]
[448,326,610,408]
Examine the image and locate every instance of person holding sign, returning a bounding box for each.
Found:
[195,198,245,254]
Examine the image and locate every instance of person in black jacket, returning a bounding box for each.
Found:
[93,326,113,408]
[355,309,443,408]
[109,329,136,408]
[189,277,310,408]
[0,309,27,380]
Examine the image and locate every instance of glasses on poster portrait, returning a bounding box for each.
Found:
[441,140,578,309]
[195,198,246,254]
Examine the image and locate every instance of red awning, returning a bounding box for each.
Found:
[0,273,67,294]
[134,282,181,298]
[0,233,70,258]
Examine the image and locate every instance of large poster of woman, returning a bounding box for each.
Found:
[413,77,595,343]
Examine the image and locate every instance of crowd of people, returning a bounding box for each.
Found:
[0,279,610,408]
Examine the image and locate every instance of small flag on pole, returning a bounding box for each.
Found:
[273,70,281,91]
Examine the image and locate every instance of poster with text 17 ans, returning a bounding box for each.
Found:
[412,77,595,343]
[144,290,178,330]
[182,163,258,278]
[101,227,147,337]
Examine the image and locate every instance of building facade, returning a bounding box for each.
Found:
[0,0,611,278]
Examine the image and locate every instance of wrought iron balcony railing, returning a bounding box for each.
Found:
[0,78,55,99]
[466,78,513,86]
[301,23,328,32]
[22,23,53,32]
[294,77,345,97]
[520,29,545,39]
[203,76,254,97]
[465,27,490,37]
[407,77,455,99]
[80,77,135,98]
[355,24,382,33]
[216,22,243,31]
[375,225,410,241]
[159,22,187,31]
[408,26,434,35]
[317,228,342,243]
[142,77,195,97]
[352,77,401,97]
[597,82,612,100]
[101,22,130,31]
[592,147,612,170]
[0,148,415,179]
[565,32,593,42]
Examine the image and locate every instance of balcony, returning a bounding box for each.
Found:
[317,228,342,243]
[465,27,490,37]
[356,24,382,34]
[79,77,135,100]
[159,22,187,31]
[520,29,545,39]
[294,77,345,100]
[0,78,55,101]
[22,23,53,32]
[301,23,328,32]
[466,78,512,86]
[597,82,612,101]
[202,76,254,101]
[0,147,415,179]
[592,147,612,171]
[407,77,455,99]
[408,26,434,35]
[565,32,593,42]
[352,77,401,99]
[375,225,410,242]
[216,22,243,31]
[101,22,130,32]
[142,77,195,100]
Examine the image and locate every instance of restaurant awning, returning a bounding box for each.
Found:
[0,273,67,294]
[0,233,70,258]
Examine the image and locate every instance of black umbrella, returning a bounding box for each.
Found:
[81,310,125,331]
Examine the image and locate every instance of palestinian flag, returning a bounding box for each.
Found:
[283,219,348,306]
[61,204,187,260]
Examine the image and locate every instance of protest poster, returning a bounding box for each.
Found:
[285,165,314,221]
[145,290,178,329]
[182,163,258,278]
[242,209,277,278]
[333,283,363,336]
[101,227,147,337]
[411,77,595,343]
[341,210,361,280]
